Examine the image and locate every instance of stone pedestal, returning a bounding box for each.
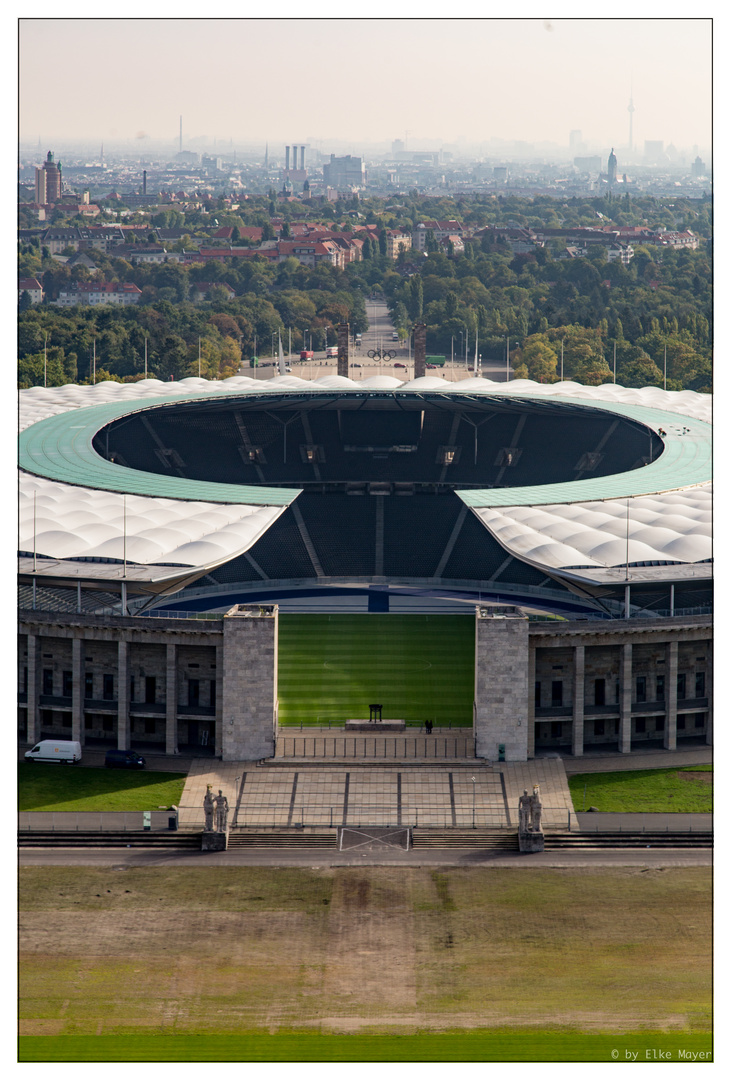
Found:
[201,829,228,851]
[221,605,278,761]
[519,830,545,854]
[345,719,405,733]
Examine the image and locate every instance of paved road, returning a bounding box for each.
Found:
[19,846,711,870]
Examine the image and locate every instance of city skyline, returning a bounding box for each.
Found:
[19,18,711,157]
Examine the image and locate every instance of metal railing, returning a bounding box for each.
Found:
[18,810,179,832]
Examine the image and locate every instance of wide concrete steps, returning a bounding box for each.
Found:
[412,828,519,850]
[545,831,713,849]
[18,830,200,848]
[228,828,337,848]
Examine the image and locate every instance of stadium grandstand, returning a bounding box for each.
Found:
[18,373,712,761]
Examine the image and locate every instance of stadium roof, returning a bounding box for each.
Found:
[19,374,712,595]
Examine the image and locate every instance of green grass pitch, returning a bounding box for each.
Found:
[277,614,474,727]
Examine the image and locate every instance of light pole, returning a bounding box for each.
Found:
[234,775,241,826]
[471,776,476,828]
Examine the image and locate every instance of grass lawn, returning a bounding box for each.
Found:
[18,763,186,812]
[19,865,711,1060]
[19,1029,713,1062]
[568,765,712,813]
[278,613,474,727]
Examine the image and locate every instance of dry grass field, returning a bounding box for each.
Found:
[19,865,711,1041]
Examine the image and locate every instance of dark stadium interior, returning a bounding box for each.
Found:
[95,394,662,491]
[91,394,687,613]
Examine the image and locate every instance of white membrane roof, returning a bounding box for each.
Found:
[19,375,712,584]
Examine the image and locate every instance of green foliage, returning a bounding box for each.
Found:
[17,192,711,392]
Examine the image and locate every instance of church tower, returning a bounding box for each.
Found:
[607,147,618,186]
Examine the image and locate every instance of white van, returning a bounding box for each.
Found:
[25,740,82,764]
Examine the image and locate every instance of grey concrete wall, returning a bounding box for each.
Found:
[221,607,278,761]
[474,612,529,761]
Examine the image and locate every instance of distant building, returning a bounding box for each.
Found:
[54,281,142,307]
[691,156,707,178]
[18,278,44,304]
[386,229,412,259]
[322,155,366,189]
[607,148,618,185]
[34,151,63,205]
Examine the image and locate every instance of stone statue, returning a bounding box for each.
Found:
[203,785,215,831]
[518,789,532,833]
[214,789,229,833]
[531,784,543,833]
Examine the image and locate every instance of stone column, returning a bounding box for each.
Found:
[337,322,349,378]
[72,637,84,745]
[527,643,536,759]
[222,606,278,761]
[705,642,713,746]
[165,642,178,755]
[619,642,633,753]
[474,610,529,761]
[413,321,426,379]
[26,633,40,745]
[664,638,678,751]
[117,639,130,750]
[572,644,585,757]
[214,642,224,757]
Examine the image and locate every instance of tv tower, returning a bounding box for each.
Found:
[627,81,635,153]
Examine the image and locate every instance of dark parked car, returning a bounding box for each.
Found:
[105,748,146,769]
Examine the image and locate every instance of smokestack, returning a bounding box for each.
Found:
[300,145,306,170]
[285,145,290,171]
[414,322,426,379]
[143,170,147,195]
[292,145,298,170]
[337,323,349,378]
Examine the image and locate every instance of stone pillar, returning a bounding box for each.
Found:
[664,638,678,751]
[705,642,713,746]
[72,637,84,745]
[413,321,426,379]
[165,642,178,755]
[214,642,224,757]
[27,633,40,745]
[527,643,536,759]
[337,322,349,378]
[572,644,585,757]
[619,642,633,753]
[474,610,529,761]
[222,605,278,761]
[117,640,130,750]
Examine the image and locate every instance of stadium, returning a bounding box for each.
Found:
[18,369,712,766]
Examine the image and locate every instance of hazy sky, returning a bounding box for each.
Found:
[20,17,711,154]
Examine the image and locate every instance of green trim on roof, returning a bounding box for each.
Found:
[19,389,709,509]
[19,393,300,505]
[457,397,711,507]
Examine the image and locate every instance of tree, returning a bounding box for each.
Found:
[18,290,33,313]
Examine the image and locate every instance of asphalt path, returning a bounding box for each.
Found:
[19,846,711,870]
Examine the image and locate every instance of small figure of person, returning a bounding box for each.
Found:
[531,784,543,833]
[214,789,229,833]
[425,719,433,735]
[518,789,532,833]
[203,785,215,831]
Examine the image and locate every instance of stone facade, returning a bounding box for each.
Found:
[474,608,530,761]
[221,605,278,761]
[18,605,711,763]
[18,605,277,761]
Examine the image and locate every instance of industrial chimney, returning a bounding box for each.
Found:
[285,145,290,171]
[292,145,298,170]
[300,145,306,170]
